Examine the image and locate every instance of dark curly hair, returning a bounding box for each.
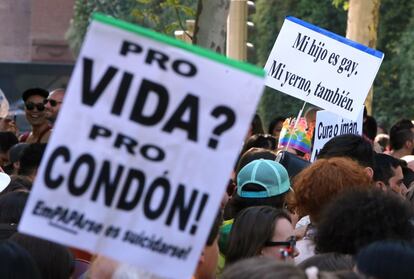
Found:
[315,189,414,255]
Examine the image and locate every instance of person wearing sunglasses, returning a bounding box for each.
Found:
[225,206,298,268]
[44,88,64,124]
[19,88,51,144]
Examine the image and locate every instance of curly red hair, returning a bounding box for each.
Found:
[289,157,373,223]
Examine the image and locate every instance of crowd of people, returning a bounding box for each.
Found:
[0,86,414,279]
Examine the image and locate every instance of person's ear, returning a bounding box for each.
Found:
[259,248,264,256]
[405,139,414,150]
[364,167,374,180]
[374,181,387,192]
[260,246,269,257]
[13,162,19,170]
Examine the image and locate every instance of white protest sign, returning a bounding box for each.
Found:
[19,13,265,279]
[311,109,363,161]
[264,16,384,120]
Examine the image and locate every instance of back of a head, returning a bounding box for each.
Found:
[251,114,265,135]
[11,233,74,279]
[235,147,277,175]
[0,191,28,224]
[333,271,361,279]
[1,175,32,194]
[389,119,414,151]
[0,132,18,154]
[225,206,290,266]
[18,143,46,177]
[224,159,290,220]
[290,157,372,222]
[240,134,277,156]
[223,187,287,221]
[389,128,413,151]
[268,117,285,134]
[356,240,414,279]
[0,190,28,240]
[237,159,291,199]
[222,257,307,279]
[363,115,377,142]
[315,189,414,255]
[317,134,374,168]
[375,133,390,152]
[299,253,354,272]
[9,143,29,164]
[389,119,414,135]
[0,240,41,279]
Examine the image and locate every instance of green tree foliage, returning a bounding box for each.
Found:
[373,0,414,128]
[253,0,414,128]
[66,0,197,56]
[67,0,414,128]
[252,0,346,127]
[323,0,414,127]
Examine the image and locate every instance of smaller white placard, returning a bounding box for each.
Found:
[311,109,363,161]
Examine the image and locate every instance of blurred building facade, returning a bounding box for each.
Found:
[0,0,75,103]
[0,0,75,63]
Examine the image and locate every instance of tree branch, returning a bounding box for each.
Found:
[174,6,193,40]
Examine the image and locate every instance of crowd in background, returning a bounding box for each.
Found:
[0,87,414,279]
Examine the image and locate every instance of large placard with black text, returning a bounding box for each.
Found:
[19,13,265,279]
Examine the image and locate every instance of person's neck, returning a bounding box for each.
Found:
[31,123,49,135]
[20,173,35,183]
[391,149,411,159]
[47,117,56,126]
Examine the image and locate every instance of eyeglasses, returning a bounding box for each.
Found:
[44,99,62,107]
[265,236,296,258]
[265,236,296,247]
[25,102,45,111]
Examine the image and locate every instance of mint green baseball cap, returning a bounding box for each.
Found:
[237,159,291,198]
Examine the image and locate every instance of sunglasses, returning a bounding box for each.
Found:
[44,99,62,107]
[25,102,45,111]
